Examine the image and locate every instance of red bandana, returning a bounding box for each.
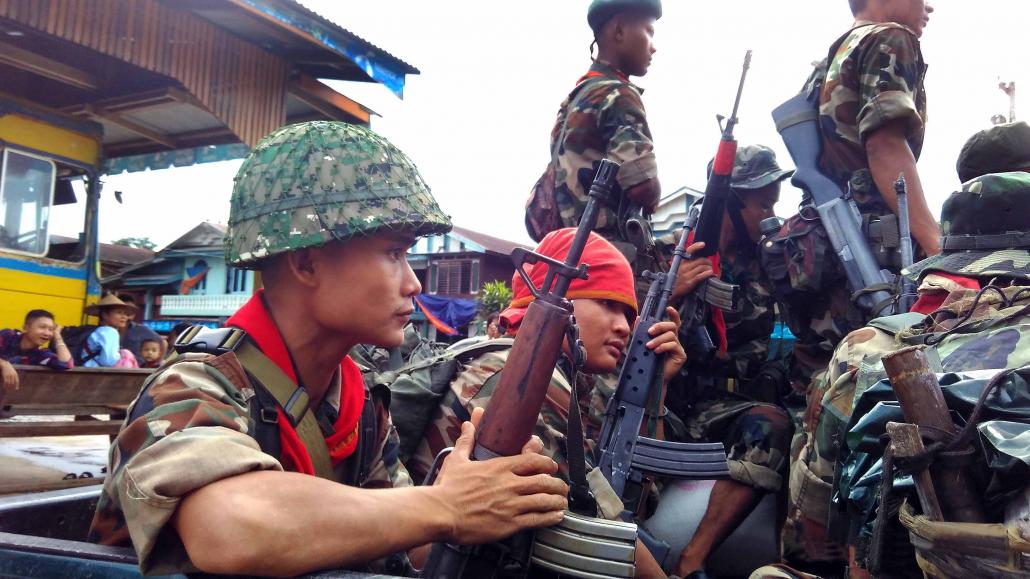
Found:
[227,291,366,473]
[910,273,982,315]
[501,229,637,331]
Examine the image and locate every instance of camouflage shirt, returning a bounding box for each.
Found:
[89,296,411,575]
[407,348,613,488]
[552,61,659,240]
[680,249,776,391]
[808,21,927,213]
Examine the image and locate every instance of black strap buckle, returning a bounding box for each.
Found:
[174,326,246,355]
[259,407,279,424]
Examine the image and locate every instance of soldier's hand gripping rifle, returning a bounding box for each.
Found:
[771,87,896,317]
[596,205,731,564]
[421,160,620,579]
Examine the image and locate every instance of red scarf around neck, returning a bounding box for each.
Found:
[227,291,366,474]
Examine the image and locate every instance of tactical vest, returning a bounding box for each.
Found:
[128,326,384,486]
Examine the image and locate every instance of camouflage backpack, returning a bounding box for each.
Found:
[783,283,1030,566]
[364,337,516,466]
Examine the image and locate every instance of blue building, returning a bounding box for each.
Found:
[102,222,253,330]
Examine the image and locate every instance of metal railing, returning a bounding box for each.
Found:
[159,294,249,317]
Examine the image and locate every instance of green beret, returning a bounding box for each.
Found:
[956,121,1030,183]
[905,172,1030,282]
[587,0,662,35]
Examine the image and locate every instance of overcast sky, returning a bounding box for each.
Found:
[92,0,1027,249]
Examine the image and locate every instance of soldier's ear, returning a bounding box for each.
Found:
[284,248,319,288]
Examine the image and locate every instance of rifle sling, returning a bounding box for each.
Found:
[558,361,597,516]
[235,340,335,480]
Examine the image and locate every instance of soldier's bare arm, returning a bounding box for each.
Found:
[865,120,942,255]
[172,409,567,576]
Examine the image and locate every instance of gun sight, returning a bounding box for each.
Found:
[719,50,753,138]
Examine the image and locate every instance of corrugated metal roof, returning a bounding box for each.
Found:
[449,225,530,256]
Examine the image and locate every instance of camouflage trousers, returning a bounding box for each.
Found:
[676,396,793,493]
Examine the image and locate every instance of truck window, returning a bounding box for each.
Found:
[46,173,90,263]
[0,149,56,256]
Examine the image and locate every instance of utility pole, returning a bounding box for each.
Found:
[999,80,1017,122]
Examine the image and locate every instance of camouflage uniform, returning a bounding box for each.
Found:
[784,21,928,389]
[669,145,795,494]
[89,122,451,575]
[551,60,660,286]
[672,251,792,493]
[88,315,411,574]
[781,172,1030,567]
[408,348,612,489]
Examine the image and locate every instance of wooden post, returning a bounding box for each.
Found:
[881,346,986,523]
[886,422,944,521]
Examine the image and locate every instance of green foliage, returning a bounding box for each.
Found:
[479,280,513,316]
[111,237,157,250]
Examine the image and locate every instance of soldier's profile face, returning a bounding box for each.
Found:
[305,232,421,348]
[737,186,780,243]
[617,15,656,77]
[888,0,933,37]
[571,298,632,373]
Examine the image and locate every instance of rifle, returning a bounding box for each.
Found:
[677,51,752,371]
[771,90,895,318]
[693,50,751,259]
[596,205,731,564]
[422,159,625,579]
[895,175,917,313]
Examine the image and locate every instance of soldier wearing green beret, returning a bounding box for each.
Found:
[90,122,569,576]
[665,146,795,579]
[534,0,662,300]
[956,121,1030,183]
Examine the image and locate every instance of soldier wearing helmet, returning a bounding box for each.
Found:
[533,0,662,300]
[90,122,568,576]
[663,146,794,579]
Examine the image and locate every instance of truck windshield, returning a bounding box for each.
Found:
[0,149,56,256]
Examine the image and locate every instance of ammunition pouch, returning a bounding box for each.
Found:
[742,359,791,406]
[760,210,845,297]
[863,213,904,271]
[531,511,638,578]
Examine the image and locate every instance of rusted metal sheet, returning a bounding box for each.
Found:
[0,0,290,147]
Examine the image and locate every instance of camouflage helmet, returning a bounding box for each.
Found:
[587,0,662,35]
[706,144,794,191]
[956,121,1030,183]
[226,121,451,268]
[905,172,1030,282]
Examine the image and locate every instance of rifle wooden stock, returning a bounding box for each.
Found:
[881,346,986,523]
[475,297,572,457]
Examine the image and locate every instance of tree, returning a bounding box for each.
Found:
[479,280,513,316]
[111,237,156,250]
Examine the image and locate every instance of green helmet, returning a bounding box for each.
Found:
[226,121,452,268]
[587,0,662,35]
[905,172,1030,282]
[956,121,1030,183]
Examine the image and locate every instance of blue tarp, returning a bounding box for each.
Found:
[416,295,479,333]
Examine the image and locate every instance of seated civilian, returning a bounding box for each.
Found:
[82,295,137,368]
[117,294,162,365]
[138,338,164,368]
[1,309,72,414]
